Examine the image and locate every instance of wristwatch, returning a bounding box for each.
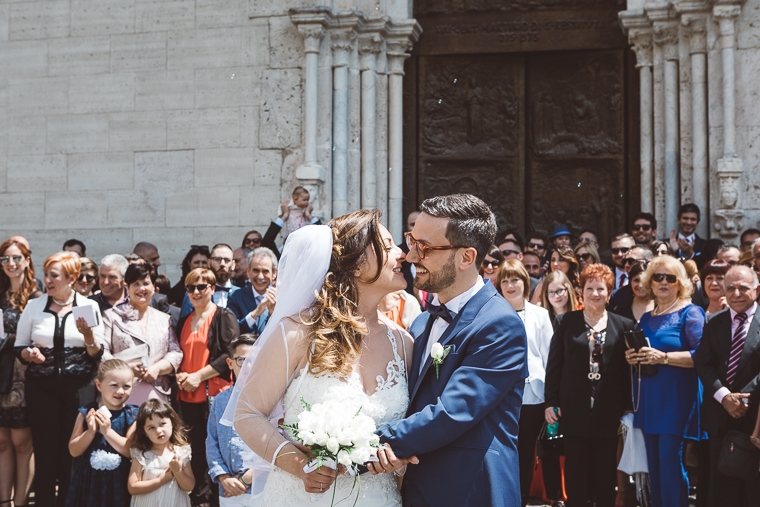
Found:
[663,352,669,365]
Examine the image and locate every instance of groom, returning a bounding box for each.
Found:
[374,194,528,506]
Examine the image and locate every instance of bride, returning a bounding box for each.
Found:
[228,209,414,506]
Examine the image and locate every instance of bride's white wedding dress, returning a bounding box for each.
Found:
[262,324,409,507]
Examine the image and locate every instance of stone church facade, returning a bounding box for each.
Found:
[0,0,757,281]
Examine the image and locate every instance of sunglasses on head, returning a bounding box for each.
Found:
[481,260,500,269]
[77,273,96,282]
[633,224,652,231]
[0,255,23,265]
[652,273,678,284]
[611,247,631,255]
[186,283,211,294]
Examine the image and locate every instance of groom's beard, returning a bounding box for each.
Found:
[414,252,456,293]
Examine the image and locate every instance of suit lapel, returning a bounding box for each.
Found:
[112,318,148,345]
[736,311,760,378]
[716,311,733,370]
[409,283,496,402]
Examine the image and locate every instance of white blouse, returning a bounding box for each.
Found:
[519,300,554,405]
[16,293,105,349]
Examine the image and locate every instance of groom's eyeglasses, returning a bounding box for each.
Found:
[405,232,467,260]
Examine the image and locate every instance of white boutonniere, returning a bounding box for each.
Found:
[431,343,452,380]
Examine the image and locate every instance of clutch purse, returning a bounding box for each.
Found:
[537,421,564,459]
[718,430,760,480]
[623,329,657,377]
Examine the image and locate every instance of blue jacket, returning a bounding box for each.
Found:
[206,387,253,495]
[227,283,270,335]
[378,282,528,507]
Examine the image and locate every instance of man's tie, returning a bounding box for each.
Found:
[619,274,626,289]
[427,301,453,323]
[217,284,230,292]
[254,295,263,307]
[727,312,748,386]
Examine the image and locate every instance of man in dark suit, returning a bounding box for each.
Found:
[227,247,278,335]
[694,265,760,507]
[669,203,707,266]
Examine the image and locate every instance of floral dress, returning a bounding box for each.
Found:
[0,291,39,428]
[66,402,138,507]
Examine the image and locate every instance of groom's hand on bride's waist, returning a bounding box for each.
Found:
[366,445,419,475]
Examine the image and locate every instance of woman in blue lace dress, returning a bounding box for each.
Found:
[627,255,705,507]
[66,360,138,507]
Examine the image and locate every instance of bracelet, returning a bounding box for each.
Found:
[239,474,250,487]
[85,342,99,348]
[663,352,669,365]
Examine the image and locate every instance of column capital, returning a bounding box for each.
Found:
[385,18,421,75]
[681,14,708,54]
[289,7,332,54]
[629,28,654,68]
[328,14,360,68]
[652,21,679,60]
[713,4,743,41]
[357,17,386,71]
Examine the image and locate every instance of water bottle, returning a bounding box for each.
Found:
[547,407,560,438]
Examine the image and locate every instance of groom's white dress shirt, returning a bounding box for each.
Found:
[421,276,485,374]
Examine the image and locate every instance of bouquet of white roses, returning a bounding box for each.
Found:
[282,398,382,475]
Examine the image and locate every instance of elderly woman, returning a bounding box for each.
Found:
[626,255,705,507]
[532,247,581,305]
[540,271,579,324]
[574,241,601,271]
[176,268,239,506]
[700,259,730,315]
[497,260,563,505]
[545,264,635,507]
[15,252,104,507]
[0,240,42,507]
[74,257,98,297]
[102,264,183,405]
[479,245,505,286]
[611,260,654,323]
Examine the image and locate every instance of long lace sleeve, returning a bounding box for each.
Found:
[683,305,706,355]
[233,319,308,464]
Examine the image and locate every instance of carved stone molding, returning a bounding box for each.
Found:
[628,28,653,68]
[717,156,744,208]
[681,15,708,54]
[714,209,745,239]
[652,22,680,60]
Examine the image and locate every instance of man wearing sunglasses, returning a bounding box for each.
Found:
[375,193,528,507]
[525,235,547,260]
[498,238,523,261]
[609,233,636,289]
[631,212,658,246]
[180,244,240,319]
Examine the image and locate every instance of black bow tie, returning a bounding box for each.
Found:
[427,301,453,323]
[216,285,230,292]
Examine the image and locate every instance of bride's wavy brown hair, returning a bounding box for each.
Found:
[304,209,386,377]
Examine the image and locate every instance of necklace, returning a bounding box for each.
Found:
[52,292,75,306]
[652,298,679,316]
[583,310,606,333]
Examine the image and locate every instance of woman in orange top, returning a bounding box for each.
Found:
[175,268,239,506]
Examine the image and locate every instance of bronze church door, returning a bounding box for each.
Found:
[403,2,639,244]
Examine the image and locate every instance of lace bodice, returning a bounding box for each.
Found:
[282,324,409,430]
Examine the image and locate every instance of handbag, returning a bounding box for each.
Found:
[624,329,657,377]
[537,420,564,459]
[718,430,760,480]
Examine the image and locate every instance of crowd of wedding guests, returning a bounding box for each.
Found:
[1,195,760,507]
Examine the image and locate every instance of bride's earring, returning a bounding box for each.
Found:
[355,270,361,277]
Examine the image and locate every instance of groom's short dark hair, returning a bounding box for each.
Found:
[419,194,497,266]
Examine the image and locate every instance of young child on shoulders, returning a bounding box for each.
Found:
[67,359,138,507]
[206,334,257,506]
[279,186,313,241]
[128,399,195,507]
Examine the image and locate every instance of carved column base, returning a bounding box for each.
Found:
[716,156,743,209]
[713,209,745,239]
[296,162,327,221]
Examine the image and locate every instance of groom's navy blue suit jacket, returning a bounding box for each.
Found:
[378,281,528,507]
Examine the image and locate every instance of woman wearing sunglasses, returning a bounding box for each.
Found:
[625,255,706,507]
[176,267,240,506]
[0,240,42,507]
[574,241,601,271]
[74,257,99,297]
[102,263,183,405]
[479,245,505,286]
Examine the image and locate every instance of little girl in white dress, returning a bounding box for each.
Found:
[128,400,195,507]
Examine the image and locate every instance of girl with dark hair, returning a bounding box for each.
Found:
[700,259,731,315]
[102,264,183,406]
[128,399,194,506]
[0,239,42,507]
[531,246,582,306]
[168,246,210,306]
[233,210,414,506]
[479,245,504,285]
[610,260,655,323]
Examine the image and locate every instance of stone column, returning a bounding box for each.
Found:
[649,5,680,234]
[347,39,361,212]
[328,16,358,219]
[713,3,745,238]
[358,23,383,210]
[385,20,421,241]
[621,10,654,214]
[290,9,330,217]
[375,46,389,224]
[682,12,710,237]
